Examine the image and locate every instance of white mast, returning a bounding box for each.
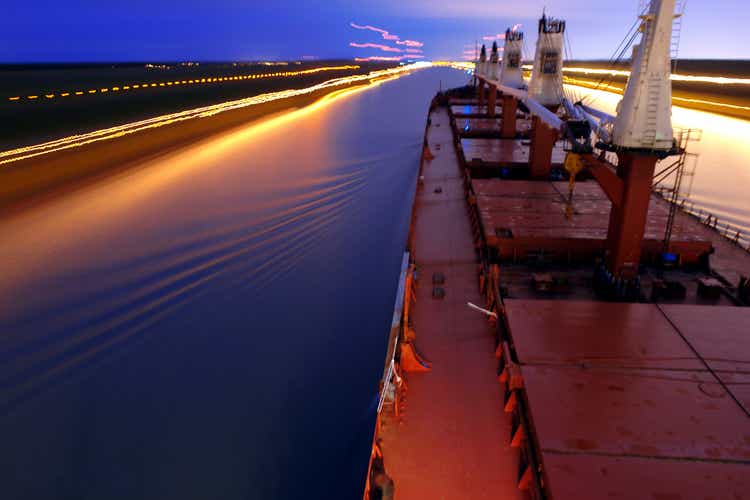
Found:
[500,28,524,88]
[475,44,487,79]
[489,41,500,80]
[612,0,675,150]
[528,14,565,107]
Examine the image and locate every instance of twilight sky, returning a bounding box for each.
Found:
[2,0,747,62]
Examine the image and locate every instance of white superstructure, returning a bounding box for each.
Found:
[612,0,676,150]
[500,29,524,88]
[528,14,565,107]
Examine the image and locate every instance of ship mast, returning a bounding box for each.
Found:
[612,0,675,150]
[489,41,500,81]
[602,0,679,280]
[499,28,524,89]
[528,13,565,108]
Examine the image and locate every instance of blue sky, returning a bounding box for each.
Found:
[2,0,747,62]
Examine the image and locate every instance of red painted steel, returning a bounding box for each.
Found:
[450,105,503,117]
[502,299,750,498]
[460,138,565,168]
[501,94,518,139]
[584,154,624,206]
[543,454,750,499]
[456,118,501,136]
[660,305,750,373]
[605,153,659,278]
[521,364,750,461]
[471,179,713,263]
[528,116,559,179]
[487,84,497,118]
[379,106,522,500]
[504,300,705,370]
[661,304,750,413]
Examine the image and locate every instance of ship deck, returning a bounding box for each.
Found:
[500,300,750,498]
[372,95,750,499]
[450,104,502,117]
[378,107,522,499]
[471,178,713,264]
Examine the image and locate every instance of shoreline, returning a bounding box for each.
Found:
[560,74,750,121]
[0,78,379,214]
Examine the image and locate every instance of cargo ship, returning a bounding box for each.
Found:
[365,1,750,498]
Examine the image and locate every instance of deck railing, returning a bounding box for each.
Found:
[653,187,750,253]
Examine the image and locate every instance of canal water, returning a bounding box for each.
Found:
[0,67,468,499]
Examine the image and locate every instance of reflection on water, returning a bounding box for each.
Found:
[570,84,750,234]
[0,68,469,499]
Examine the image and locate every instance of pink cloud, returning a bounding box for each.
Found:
[350,21,424,50]
[405,48,423,54]
[396,39,424,48]
[482,33,506,41]
[350,22,399,41]
[350,42,403,53]
[355,55,425,62]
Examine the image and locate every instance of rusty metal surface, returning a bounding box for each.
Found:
[660,304,750,414]
[456,117,501,135]
[380,106,522,500]
[503,298,750,495]
[450,104,502,116]
[543,454,750,499]
[660,305,750,373]
[461,138,566,167]
[462,138,529,165]
[504,300,705,370]
[471,179,713,262]
[521,364,750,461]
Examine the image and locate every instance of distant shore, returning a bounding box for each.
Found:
[0,77,376,213]
[560,59,750,120]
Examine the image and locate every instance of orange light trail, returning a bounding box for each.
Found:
[0,63,430,167]
[563,76,750,113]
[5,65,361,103]
[561,66,750,85]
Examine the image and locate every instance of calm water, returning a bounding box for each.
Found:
[0,67,468,499]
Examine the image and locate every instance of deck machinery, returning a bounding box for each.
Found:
[366,1,750,498]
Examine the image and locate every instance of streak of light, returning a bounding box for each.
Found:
[673,95,750,112]
[5,65,361,103]
[433,61,474,71]
[563,76,750,113]
[0,62,431,167]
[562,66,750,85]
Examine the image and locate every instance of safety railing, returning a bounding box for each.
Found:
[653,187,750,253]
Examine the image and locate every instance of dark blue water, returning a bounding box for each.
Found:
[0,67,468,499]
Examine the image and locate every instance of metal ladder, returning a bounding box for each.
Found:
[671,0,685,73]
[653,128,702,251]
